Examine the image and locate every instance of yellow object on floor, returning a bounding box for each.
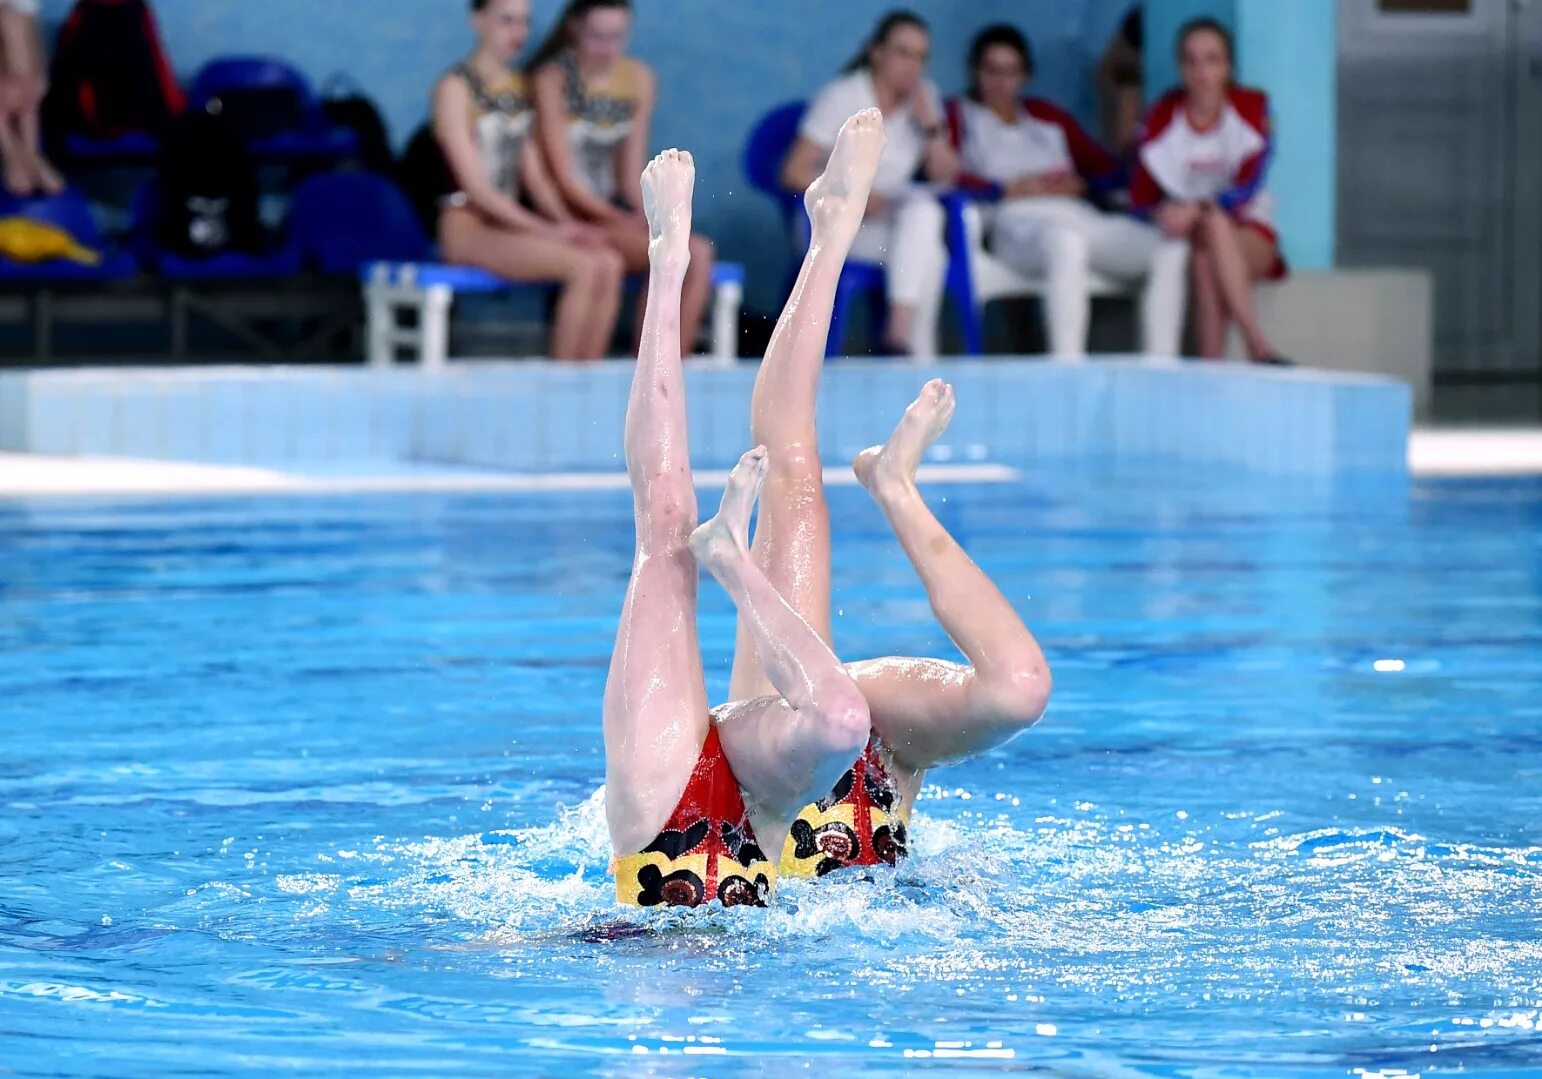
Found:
[0,217,101,265]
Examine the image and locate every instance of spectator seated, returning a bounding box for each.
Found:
[186,57,356,162]
[943,189,1138,357]
[0,189,136,283]
[291,171,742,368]
[744,100,887,358]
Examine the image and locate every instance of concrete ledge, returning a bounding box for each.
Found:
[1228,269,1434,418]
[0,356,1411,477]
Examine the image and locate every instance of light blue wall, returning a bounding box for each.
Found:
[1142,0,1336,271]
[40,0,1135,310]
[1234,0,1335,271]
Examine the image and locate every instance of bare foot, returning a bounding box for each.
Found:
[689,446,768,571]
[640,148,695,274]
[805,107,884,251]
[2,152,33,197]
[854,379,956,502]
[31,153,64,197]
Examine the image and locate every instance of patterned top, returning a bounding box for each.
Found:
[555,49,640,205]
[450,62,533,201]
[613,726,774,908]
[779,736,910,878]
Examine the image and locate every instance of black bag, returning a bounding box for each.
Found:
[156,112,263,257]
[397,122,455,237]
[320,76,396,178]
[43,0,184,141]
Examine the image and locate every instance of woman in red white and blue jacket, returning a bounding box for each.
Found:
[1131,17,1288,364]
[946,24,1188,359]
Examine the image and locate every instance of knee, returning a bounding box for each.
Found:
[1045,226,1089,268]
[897,195,946,241]
[812,677,872,759]
[1199,208,1235,245]
[594,247,625,284]
[570,249,620,287]
[638,482,694,548]
[975,658,1052,734]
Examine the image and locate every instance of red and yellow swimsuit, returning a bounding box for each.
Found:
[614,726,775,908]
[779,736,911,878]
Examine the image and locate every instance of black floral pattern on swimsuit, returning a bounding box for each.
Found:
[790,818,862,877]
[720,820,767,868]
[636,864,705,907]
[642,819,710,860]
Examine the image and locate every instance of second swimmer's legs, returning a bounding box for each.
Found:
[848,381,1052,769]
[728,107,886,700]
[694,450,870,823]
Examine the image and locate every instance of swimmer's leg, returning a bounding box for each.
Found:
[602,149,711,857]
[847,380,1051,771]
[728,107,885,701]
[695,449,871,825]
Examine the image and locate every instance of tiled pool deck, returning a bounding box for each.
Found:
[0,357,1410,482]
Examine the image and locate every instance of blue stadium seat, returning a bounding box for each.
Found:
[743,100,887,356]
[289,170,433,274]
[186,56,355,161]
[0,189,137,282]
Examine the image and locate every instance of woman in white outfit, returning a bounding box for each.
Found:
[781,10,958,358]
[945,24,1187,360]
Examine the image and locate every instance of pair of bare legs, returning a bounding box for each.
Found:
[1183,205,1281,362]
[596,212,715,355]
[605,110,1050,868]
[0,6,63,198]
[440,206,623,360]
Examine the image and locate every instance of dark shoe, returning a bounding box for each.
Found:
[1255,354,1295,367]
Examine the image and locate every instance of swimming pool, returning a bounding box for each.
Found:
[2,465,1539,1077]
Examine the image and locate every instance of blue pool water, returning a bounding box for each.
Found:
[1,466,1540,1077]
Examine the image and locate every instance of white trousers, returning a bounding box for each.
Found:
[989,197,1189,359]
[847,191,946,359]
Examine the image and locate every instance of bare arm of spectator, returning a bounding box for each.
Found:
[433,74,551,233]
[518,136,610,247]
[530,62,627,224]
[912,87,959,186]
[615,62,655,213]
[780,135,824,195]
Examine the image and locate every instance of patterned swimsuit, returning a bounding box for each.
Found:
[779,736,911,878]
[613,726,775,908]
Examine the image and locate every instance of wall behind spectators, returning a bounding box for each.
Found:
[40,0,1136,312]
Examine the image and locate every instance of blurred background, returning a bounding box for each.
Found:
[0,0,1537,425]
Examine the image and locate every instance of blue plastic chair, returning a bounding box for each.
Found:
[743,100,887,357]
[186,57,355,161]
[61,131,163,166]
[129,181,302,280]
[0,188,137,282]
[289,171,434,274]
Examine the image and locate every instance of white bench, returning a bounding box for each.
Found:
[363,260,745,369]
